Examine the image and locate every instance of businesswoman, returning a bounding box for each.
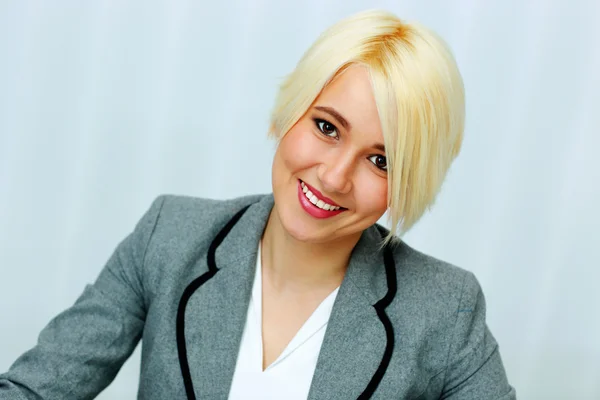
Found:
[0,10,515,399]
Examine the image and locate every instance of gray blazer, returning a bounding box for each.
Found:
[0,194,516,399]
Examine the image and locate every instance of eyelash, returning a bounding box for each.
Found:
[315,118,338,138]
[313,118,387,172]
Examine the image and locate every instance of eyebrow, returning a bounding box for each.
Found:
[373,143,386,153]
[314,106,351,131]
[314,105,386,153]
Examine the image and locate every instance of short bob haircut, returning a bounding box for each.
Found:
[269,9,465,246]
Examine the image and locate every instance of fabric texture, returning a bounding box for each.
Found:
[0,194,516,399]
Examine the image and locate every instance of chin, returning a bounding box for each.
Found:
[276,209,329,243]
[280,215,322,243]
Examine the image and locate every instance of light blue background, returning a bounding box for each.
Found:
[1,1,598,398]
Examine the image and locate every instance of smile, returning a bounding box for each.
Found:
[301,181,341,210]
[297,180,346,219]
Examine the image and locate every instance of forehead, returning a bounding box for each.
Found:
[314,65,383,140]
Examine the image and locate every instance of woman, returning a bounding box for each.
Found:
[0,10,516,400]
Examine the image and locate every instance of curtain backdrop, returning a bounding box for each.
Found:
[1,1,598,398]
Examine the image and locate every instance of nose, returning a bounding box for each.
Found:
[316,151,354,195]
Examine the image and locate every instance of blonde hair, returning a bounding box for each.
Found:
[269,10,465,246]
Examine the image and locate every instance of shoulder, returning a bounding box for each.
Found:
[376,227,484,326]
[148,193,266,228]
[159,192,266,210]
[376,235,511,397]
[151,192,266,217]
[392,238,480,302]
[131,193,267,290]
[136,193,266,248]
[137,193,265,249]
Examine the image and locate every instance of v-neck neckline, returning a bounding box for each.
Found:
[252,242,340,372]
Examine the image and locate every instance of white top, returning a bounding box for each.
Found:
[228,243,340,400]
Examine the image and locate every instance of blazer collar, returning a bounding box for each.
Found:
[178,194,395,399]
[216,194,390,303]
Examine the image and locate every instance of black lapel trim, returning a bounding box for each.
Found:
[357,227,398,399]
[176,204,252,400]
[175,211,397,400]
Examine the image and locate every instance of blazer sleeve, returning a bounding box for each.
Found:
[0,196,166,400]
[440,272,517,399]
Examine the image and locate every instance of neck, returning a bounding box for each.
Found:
[260,205,361,295]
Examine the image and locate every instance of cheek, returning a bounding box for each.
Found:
[278,124,320,172]
[356,174,388,215]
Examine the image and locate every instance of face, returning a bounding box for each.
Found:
[271,65,388,245]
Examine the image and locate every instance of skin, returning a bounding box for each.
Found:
[262,64,389,295]
[259,65,389,369]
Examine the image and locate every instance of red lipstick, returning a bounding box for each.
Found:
[297,180,345,219]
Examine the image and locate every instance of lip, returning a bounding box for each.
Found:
[297,180,346,219]
[300,180,342,208]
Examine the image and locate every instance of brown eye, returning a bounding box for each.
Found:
[315,119,338,138]
[368,155,387,171]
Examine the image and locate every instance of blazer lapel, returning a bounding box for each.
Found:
[308,225,393,400]
[179,195,273,399]
[178,194,395,399]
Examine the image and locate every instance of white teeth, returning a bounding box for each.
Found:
[300,180,342,211]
